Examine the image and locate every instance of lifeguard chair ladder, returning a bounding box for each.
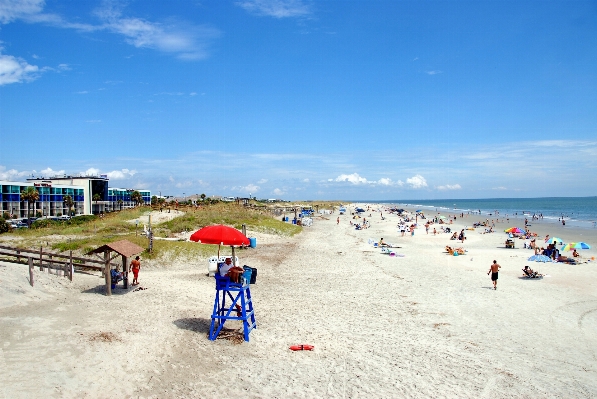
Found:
[209,273,256,342]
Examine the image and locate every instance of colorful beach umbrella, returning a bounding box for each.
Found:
[505,227,526,235]
[545,237,564,245]
[562,242,591,251]
[528,254,553,263]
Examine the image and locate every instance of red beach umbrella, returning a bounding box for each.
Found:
[190,224,250,246]
[190,225,250,266]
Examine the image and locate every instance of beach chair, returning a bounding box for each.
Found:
[522,268,543,279]
[380,247,394,255]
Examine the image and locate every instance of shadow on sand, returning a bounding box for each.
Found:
[81,284,142,295]
[173,317,211,334]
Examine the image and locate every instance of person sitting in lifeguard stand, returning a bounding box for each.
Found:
[219,257,244,283]
[219,257,234,277]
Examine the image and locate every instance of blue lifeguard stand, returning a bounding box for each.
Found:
[209,271,256,342]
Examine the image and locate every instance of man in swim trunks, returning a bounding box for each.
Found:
[129,256,141,286]
[487,260,501,290]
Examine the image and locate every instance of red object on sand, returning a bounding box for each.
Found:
[189,225,250,246]
[289,345,314,351]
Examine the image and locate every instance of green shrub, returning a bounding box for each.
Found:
[69,215,97,224]
[0,219,9,234]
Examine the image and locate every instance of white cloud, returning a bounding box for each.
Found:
[86,119,101,123]
[1,0,219,61]
[406,174,427,189]
[0,166,30,180]
[236,184,259,193]
[302,178,310,183]
[106,169,137,180]
[257,178,268,184]
[82,168,100,176]
[334,173,368,184]
[39,167,65,177]
[0,53,40,85]
[236,0,311,18]
[426,70,442,75]
[76,90,88,94]
[273,188,284,195]
[96,4,220,60]
[333,173,397,186]
[492,186,507,190]
[0,0,44,24]
[437,184,461,191]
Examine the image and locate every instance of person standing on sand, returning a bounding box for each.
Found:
[337,217,340,225]
[487,260,501,290]
[129,256,141,286]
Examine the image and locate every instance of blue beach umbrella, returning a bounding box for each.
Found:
[545,237,564,245]
[528,254,553,263]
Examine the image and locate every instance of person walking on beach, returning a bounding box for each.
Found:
[337,217,340,225]
[129,256,141,286]
[487,260,501,290]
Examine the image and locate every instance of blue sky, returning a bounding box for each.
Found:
[1,0,596,200]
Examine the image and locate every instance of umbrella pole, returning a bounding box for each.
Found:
[217,244,221,259]
[232,246,236,266]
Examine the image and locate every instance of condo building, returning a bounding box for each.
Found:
[0,175,151,219]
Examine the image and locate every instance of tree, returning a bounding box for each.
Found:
[200,193,206,201]
[131,191,142,207]
[21,187,39,227]
[93,194,101,214]
[63,195,74,216]
[117,199,123,211]
[151,195,158,206]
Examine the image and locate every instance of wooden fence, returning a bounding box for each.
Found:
[0,244,119,286]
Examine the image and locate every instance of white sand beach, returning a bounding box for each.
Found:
[1,206,597,398]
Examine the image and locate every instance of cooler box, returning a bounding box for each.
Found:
[249,237,257,248]
[241,268,252,285]
[244,266,257,284]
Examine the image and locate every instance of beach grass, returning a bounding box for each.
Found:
[2,203,302,260]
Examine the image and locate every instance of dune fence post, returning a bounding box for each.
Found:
[104,250,111,296]
[69,251,73,282]
[39,246,44,271]
[122,254,128,289]
[28,257,34,287]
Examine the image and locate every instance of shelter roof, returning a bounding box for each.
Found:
[86,240,144,258]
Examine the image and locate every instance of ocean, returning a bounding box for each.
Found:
[376,197,597,229]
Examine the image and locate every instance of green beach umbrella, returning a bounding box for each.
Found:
[562,242,590,251]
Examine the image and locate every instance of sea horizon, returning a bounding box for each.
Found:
[349,196,597,229]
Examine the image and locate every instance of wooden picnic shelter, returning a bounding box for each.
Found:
[87,240,144,296]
